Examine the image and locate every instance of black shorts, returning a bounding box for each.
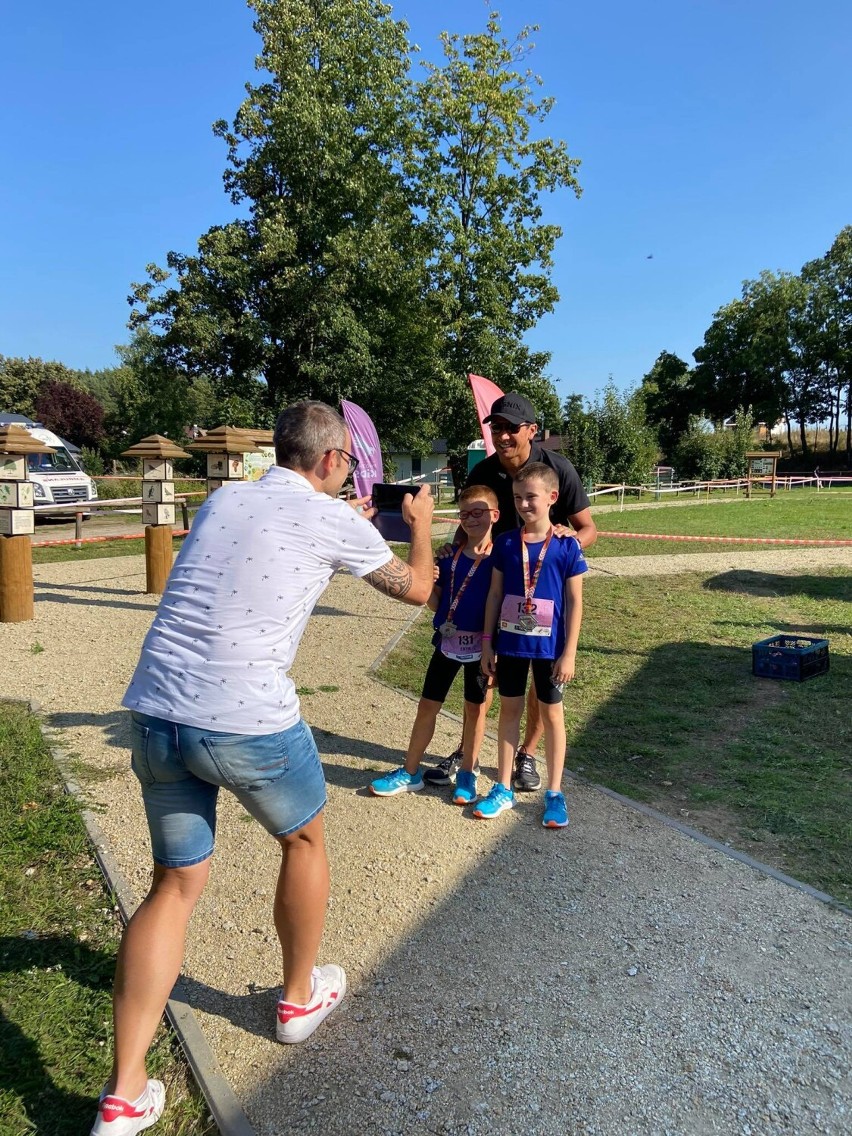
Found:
[421,647,488,705]
[496,655,564,704]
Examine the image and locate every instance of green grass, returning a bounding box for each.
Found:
[0,703,215,1135]
[377,567,852,903]
[32,537,187,565]
[591,490,852,556]
[94,478,205,501]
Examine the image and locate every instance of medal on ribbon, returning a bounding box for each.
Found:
[518,528,553,633]
[439,545,490,643]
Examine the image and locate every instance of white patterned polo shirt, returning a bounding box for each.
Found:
[122,465,392,733]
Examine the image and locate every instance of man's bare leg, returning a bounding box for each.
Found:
[108,859,210,1102]
[275,812,329,1005]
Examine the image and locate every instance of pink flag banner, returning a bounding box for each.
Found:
[341,399,384,498]
[467,373,505,456]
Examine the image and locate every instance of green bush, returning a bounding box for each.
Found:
[672,408,757,480]
[79,446,105,476]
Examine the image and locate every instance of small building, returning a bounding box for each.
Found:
[388,439,450,485]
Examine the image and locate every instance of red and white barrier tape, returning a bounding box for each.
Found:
[598,532,852,546]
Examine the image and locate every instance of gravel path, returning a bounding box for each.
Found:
[2,546,850,1136]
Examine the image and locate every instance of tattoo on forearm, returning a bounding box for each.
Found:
[365,555,413,599]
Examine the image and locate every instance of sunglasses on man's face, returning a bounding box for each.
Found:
[488,420,530,435]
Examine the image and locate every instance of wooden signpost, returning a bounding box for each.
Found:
[0,424,57,622]
[745,451,781,498]
[121,435,191,595]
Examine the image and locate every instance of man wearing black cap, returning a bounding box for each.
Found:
[424,390,596,793]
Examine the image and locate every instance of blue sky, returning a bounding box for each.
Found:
[1,0,849,405]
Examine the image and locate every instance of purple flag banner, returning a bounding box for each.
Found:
[340,399,384,499]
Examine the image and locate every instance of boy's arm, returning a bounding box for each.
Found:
[553,573,584,684]
[480,568,504,677]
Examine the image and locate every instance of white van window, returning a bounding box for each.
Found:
[27,448,80,474]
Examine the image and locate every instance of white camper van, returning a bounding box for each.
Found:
[0,415,98,514]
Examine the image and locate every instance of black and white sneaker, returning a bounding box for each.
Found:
[422,748,480,786]
[513,748,541,791]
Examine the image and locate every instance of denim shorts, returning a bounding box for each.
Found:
[129,711,327,867]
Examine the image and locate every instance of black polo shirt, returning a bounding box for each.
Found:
[465,442,590,537]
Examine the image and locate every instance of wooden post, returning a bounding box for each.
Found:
[0,535,34,622]
[181,499,189,531]
[144,525,173,594]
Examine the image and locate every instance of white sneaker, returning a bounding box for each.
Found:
[276,963,347,1043]
[90,1079,165,1136]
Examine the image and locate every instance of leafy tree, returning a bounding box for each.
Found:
[35,380,105,447]
[802,226,852,466]
[129,0,437,452]
[692,293,786,429]
[414,12,581,456]
[639,351,695,460]
[562,384,658,486]
[562,393,604,486]
[672,407,755,481]
[0,356,82,419]
[692,258,850,462]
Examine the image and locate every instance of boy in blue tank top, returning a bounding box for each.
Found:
[478,463,587,827]
[369,485,499,805]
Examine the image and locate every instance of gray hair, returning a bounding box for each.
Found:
[274,400,347,470]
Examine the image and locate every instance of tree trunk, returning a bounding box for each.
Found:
[784,413,794,458]
[846,378,851,469]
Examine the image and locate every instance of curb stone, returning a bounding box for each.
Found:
[14,698,256,1136]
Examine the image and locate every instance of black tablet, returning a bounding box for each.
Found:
[371,482,412,543]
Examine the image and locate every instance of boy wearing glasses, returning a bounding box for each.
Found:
[476,463,587,828]
[369,485,499,805]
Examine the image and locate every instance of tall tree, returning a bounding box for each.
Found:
[414,12,582,454]
[561,385,658,486]
[35,380,105,448]
[802,227,852,466]
[639,351,695,460]
[130,0,437,450]
[0,356,83,419]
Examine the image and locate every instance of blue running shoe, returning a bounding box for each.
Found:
[542,790,569,828]
[369,767,424,796]
[452,769,478,806]
[472,783,514,819]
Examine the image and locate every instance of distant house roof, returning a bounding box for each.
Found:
[538,433,565,451]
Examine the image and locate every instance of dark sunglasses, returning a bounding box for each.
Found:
[327,447,359,474]
[458,506,492,520]
[488,420,530,435]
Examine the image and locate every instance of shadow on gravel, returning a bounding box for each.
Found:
[0,934,110,1134]
[47,710,130,750]
[34,581,145,597]
[313,728,410,788]
[229,636,848,1135]
[33,583,155,613]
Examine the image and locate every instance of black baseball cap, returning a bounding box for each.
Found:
[483,391,537,426]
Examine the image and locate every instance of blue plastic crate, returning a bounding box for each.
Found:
[752,634,830,682]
